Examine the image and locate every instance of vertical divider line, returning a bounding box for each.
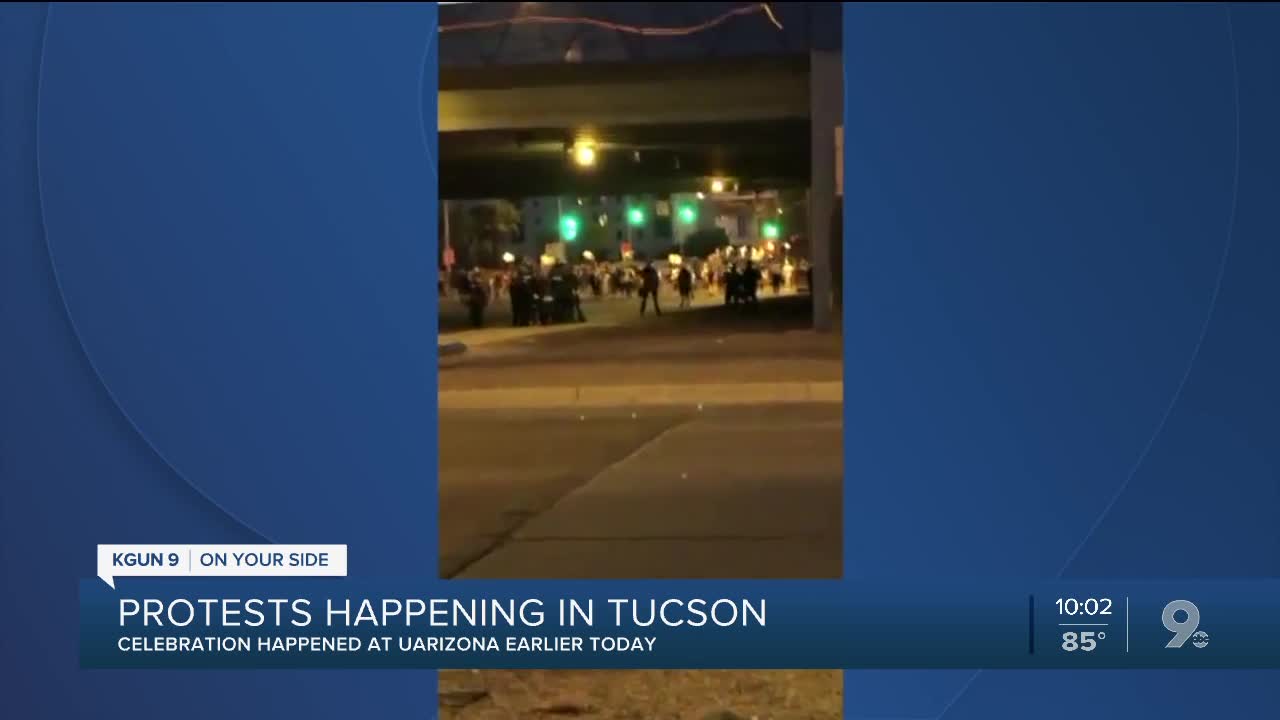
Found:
[1029,595,1035,654]
[1125,596,1130,653]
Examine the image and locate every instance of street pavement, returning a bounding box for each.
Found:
[439,404,842,579]
[439,285,786,338]
[439,294,842,392]
[439,669,842,719]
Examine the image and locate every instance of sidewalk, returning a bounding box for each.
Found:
[439,329,842,408]
[448,405,842,580]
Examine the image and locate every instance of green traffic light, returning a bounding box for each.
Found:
[560,215,581,241]
[678,204,697,224]
[762,221,781,239]
[627,207,646,226]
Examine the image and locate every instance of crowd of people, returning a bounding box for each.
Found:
[444,256,811,329]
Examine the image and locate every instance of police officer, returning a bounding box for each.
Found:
[724,264,741,305]
[509,262,532,326]
[742,261,761,307]
[549,262,573,323]
[533,271,553,326]
[465,269,488,328]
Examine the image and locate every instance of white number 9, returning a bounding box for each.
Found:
[1162,600,1200,649]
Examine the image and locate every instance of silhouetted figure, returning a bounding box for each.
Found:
[532,273,553,325]
[569,270,587,322]
[677,266,694,308]
[639,262,662,316]
[510,264,534,326]
[742,262,761,307]
[724,266,741,305]
[465,271,488,328]
[549,263,572,323]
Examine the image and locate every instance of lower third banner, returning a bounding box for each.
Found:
[79,579,1280,669]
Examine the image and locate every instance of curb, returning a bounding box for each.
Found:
[438,381,842,410]
[439,342,468,358]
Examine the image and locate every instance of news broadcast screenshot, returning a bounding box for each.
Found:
[4,3,1279,719]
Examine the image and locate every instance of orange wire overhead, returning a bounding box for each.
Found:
[439,3,783,35]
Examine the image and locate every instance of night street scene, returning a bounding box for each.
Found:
[437,3,842,717]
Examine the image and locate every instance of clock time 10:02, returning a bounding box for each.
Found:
[1056,597,1113,616]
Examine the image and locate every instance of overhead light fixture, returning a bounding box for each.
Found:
[571,140,597,168]
[710,178,726,194]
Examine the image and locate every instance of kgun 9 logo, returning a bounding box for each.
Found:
[1162,600,1209,650]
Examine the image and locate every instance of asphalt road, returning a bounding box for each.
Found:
[440,286,803,335]
[439,404,842,579]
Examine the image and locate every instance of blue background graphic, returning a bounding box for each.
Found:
[844,3,1280,718]
[2,2,1280,719]
[2,3,439,718]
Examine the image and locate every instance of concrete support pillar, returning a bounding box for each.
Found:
[808,50,842,332]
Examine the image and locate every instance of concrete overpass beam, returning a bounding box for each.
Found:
[440,67,810,132]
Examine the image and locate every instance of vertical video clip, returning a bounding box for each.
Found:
[437,2,843,717]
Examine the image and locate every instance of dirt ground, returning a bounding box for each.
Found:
[438,669,843,719]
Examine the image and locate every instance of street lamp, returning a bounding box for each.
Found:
[501,252,515,264]
[571,141,596,168]
[710,178,726,194]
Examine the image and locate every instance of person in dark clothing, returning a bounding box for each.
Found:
[465,271,488,328]
[724,265,741,305]
[770,269,783,295]
[676,266,694,308]
[529,272,546,325]
[535,273,554,325]
[509,265,533,326]
[568,269,587,322]
[549,263,571,323]
[741,261,761,307]
[639,262,662,316]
